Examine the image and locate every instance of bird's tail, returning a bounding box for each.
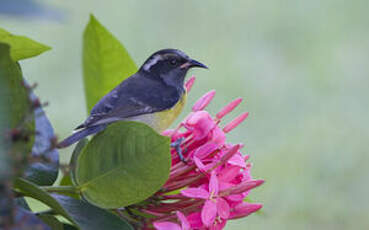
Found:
[57,125,106,149]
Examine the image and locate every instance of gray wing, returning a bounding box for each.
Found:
[76,74,181,129]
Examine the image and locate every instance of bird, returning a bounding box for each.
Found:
[57,49,208,148]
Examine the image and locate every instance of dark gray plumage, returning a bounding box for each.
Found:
[57,49,207,148]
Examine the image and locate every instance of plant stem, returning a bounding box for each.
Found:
[41,185,78,194]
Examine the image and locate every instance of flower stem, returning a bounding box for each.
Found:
[41,185,78,194]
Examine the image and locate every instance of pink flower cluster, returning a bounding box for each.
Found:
[141,76,263,230]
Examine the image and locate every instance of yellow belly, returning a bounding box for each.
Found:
[154,92,187,132]
[125,92,187,132]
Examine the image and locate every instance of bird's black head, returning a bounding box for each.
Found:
[139,49,207,89]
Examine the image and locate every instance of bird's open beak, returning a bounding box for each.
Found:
[181,59,208,69]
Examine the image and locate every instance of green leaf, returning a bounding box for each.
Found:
[0,43,34,176]
[75,121,171,209]
[59,175,80,199]
[63,224,79,230]
[14,178,133,230]
[83,14,137,112]
[37,214,64,230]
[60,174,73,186]
[0,43,53,185]
[0,28,51,61]
[70,139,88,185]
[0,44,13,182]
[59,139,88,199]
[23,88,59,186]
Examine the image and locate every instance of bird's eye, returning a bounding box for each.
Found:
[170,59,177,66]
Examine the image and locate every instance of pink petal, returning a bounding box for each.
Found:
[187,212,203,228]
[176,211,190,230]
[209,171,219,196]
[219,182,233,191]
[185,75,196,93]
[201,200,217,226]
[194,142,219,159]
[192,90,216,112]
[229,202,263,219]
[228,152,246,168]
[210,126,226,146]
[194,156,206,171]
[181,187,209,199]
[223,112,249,133]
[194,157,216,172]
[217,197,230,219]
[185,111,216,140]
[218,166,241,182]
[216,98,243,120]
[153,222,182,230]
[216,145,241,168]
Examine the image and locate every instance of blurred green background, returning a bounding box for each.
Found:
[2,0,369,229]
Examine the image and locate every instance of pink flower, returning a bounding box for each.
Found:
[181,172,230,227]
[154,211,190,230]
[127,77,263,230]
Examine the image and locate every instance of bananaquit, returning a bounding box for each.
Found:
[57,49,207,148]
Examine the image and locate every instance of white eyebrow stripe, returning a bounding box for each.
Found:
[143,54,163,71]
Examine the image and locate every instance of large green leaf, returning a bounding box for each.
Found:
[0,44,12,182]
[59,139,88,199]
[0,44,34,228]
[0,43,34,142]
[23,88,59,186]
[69,139,88,185]
[83,14,137,112]
[0,28,51,61]
[75,121,171,209]
[0,43,34,175]
[37,214,64,230]
[0,43,53,186]
[14,178,133,230]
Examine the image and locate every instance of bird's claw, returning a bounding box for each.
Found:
[170,137,187,163]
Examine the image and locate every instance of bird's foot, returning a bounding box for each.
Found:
[170,137,187,164]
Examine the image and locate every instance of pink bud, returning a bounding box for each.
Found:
[220,180,264,198]
[223,112,249,133]
[211,145,240,170]
[181,188,209,199]
[185,75,196,93]
[192,90,216,112]
[216,98,243,120]
[229,203,263,219]
[193,142,219,159]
